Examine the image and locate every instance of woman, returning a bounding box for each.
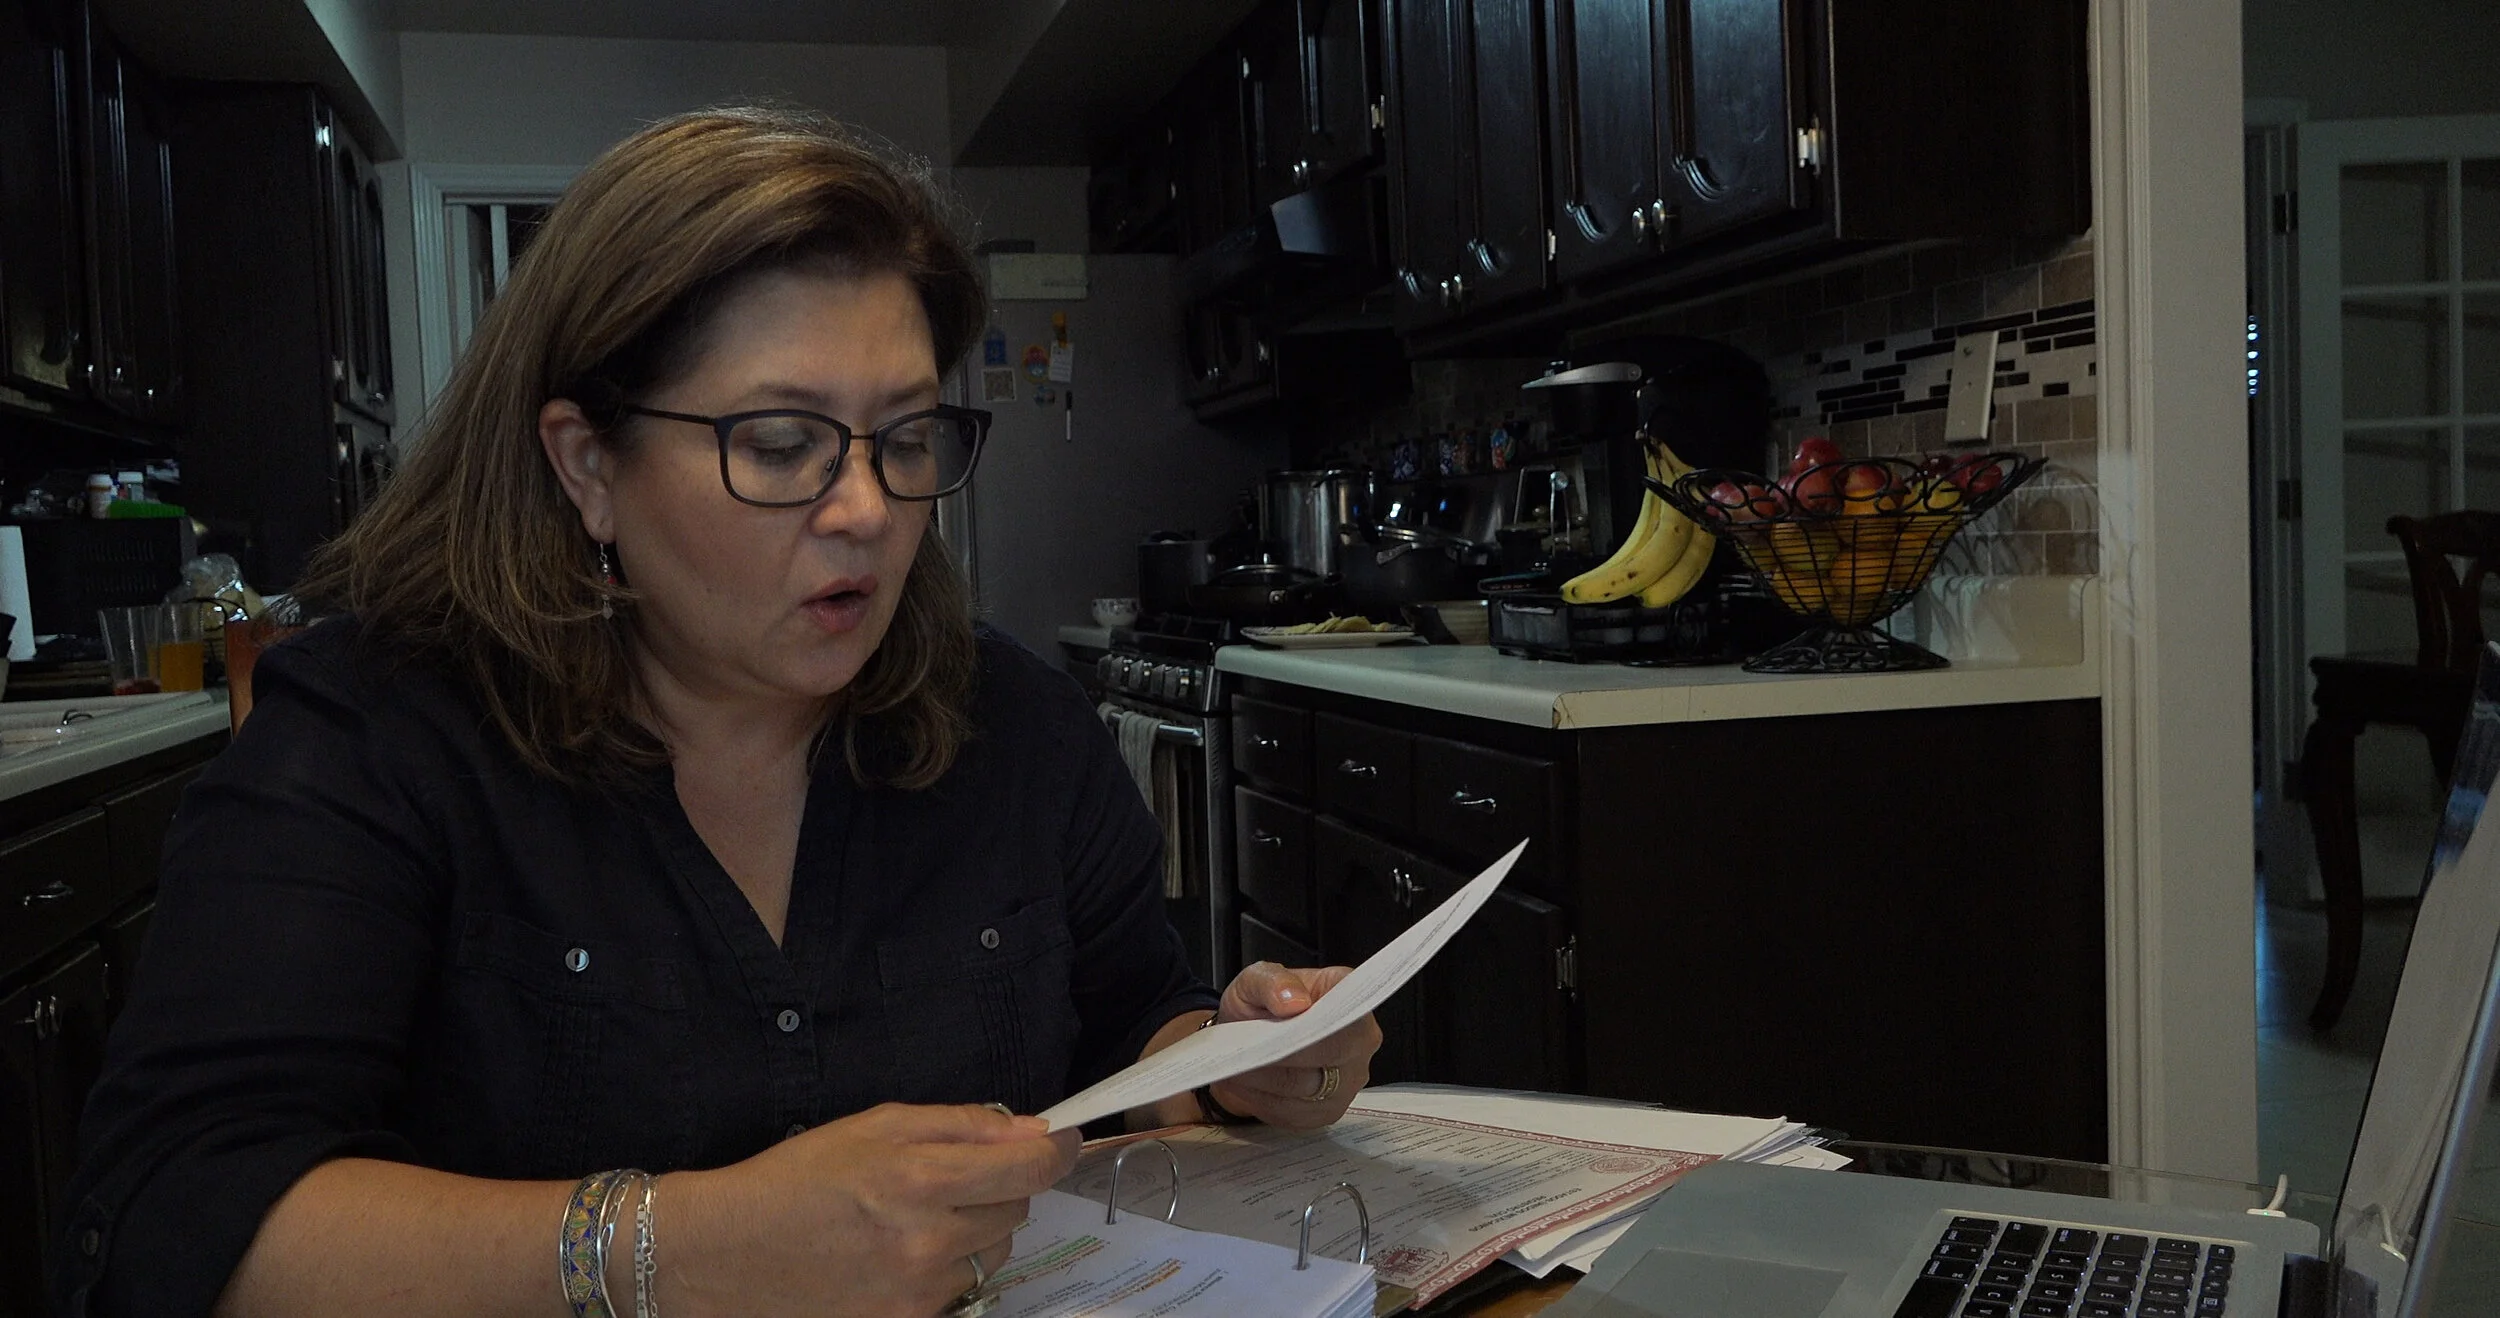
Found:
[57,108,1382,1318]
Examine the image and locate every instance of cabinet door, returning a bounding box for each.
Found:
[1235,786,1316,941]
[1294,0,1381,188]
[1242,4,1304,207]
[1383,0,1464,325]
[1656,0,1805,243]
[1412,854,1575,1091]
[79,22,180,424]
[1175,51,1254,254]
[99,761,203,896]
[0,0,85,396]
[1543,0,1660,283]
[1311,817,1424,1083]
[0,809,112,989]
[0,942,111,1315]
[1453,0,1549,310]
[97,899,152,1021]
[1312,714,1412,833]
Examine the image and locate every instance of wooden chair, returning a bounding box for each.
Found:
[2299,511,2500,1030]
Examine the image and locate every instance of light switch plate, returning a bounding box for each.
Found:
[1943,330,2001,443]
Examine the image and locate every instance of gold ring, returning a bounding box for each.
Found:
[1309,1066,1341,1101]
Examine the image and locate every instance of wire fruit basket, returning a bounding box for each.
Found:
[1654,453,2044,673]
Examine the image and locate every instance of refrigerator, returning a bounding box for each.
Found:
[940,256,1284,654]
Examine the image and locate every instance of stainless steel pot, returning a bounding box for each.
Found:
[1137,533,1215,614]
[1257,469,1371,578]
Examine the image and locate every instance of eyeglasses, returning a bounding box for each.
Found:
[621,403,991,507]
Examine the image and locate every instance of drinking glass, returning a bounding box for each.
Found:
[154,603,205,692]
[97,606,161,695]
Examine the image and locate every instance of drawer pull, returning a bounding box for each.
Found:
[1336,759,1380,779]
[21,880,74,908]
[1449,791,1499,815]
[1251,735,1282,751]
[1251,829,1286,848]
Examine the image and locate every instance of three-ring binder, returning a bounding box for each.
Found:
[1098,1141,1374,1269]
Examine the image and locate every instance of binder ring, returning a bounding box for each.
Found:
[1103,1139,1183,1225]
[1295,1182,1370,1271]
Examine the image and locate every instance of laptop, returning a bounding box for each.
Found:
[1553,647,2500,1318]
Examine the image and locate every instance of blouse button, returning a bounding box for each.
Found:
[776,1008,802,1033]
[979,927,1001,950]
[564,948,590,973]
[79,1227,100,1257]
[785,1122,807,1140]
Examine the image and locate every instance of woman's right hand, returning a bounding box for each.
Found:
[661,1102,1079,1318]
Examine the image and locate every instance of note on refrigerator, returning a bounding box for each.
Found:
[1037,841,1529,1131]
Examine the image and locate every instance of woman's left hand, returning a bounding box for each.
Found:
[1203,962,1383,1131]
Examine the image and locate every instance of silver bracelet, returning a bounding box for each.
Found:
[590,1170,650,1318]
[634,1175,660,1318]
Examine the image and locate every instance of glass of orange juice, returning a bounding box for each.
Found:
[153,602,206,692]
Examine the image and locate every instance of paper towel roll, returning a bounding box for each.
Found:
[0,526,33,661]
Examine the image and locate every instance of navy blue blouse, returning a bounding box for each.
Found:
[54,620,1213,1318]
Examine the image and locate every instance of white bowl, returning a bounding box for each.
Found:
[1091,597,1140,628]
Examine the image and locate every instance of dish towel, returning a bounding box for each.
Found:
[1098,703,1189,898]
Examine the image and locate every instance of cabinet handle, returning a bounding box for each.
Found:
[18,996,57,1040]
[21,880,74,907]
[1336,758,1379,778]
[1251,735,1282,751]
[1673,155,1729,203]
[1449,790,1499,815]
[1251,829,1285,848]
[1388,868,1415,907]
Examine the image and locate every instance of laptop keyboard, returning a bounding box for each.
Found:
[1890,1218,2237,1318]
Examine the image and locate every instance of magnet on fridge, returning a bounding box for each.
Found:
[981,366,1017,402]
[1047,340,1075,384]
[1034,384,1057,405]
[982,325,1008,367]
[1021,345,1050,382]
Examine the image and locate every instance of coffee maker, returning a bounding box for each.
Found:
[1490,335,1787,662]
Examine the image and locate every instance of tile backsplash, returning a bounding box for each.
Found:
[1299,233,2100,578]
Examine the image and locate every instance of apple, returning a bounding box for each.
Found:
[1789,465,1842,514]
[1794,436,1842,469]
[1948,455,2005,497]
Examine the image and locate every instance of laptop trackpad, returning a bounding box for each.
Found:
[1579,1248,1849,1318]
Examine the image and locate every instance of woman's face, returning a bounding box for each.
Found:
[543,267,941,709]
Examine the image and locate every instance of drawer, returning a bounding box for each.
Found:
[1232,696,1313,796]
[1313,714,1413,833]
[1239,912,1320,969]
[0,809,112,987]
[1412,734,1555,888]
[1234,787,1315,940]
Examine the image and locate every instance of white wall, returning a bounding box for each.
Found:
[951,166,1090,251]
[395,32,950,167]
[2245,0,2500,119]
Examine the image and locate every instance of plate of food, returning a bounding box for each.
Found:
[1239,617,1419,649]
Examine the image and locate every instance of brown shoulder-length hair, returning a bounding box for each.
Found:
[296,106,988,790]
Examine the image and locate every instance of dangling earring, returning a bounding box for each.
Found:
[596,542,619,618]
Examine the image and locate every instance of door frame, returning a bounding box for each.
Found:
[399,162,579,423]
[2092,0,2264,1181]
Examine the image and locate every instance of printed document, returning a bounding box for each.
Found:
[992,1189,1372,1318]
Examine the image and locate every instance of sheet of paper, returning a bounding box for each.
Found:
[1062,1103,1710,1305]
[1039,841,1529,1131]
[992,1191,1372,1318]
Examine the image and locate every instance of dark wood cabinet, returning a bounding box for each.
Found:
[0,0,85,399]
[0,941,110,1317]
[1088,114,1178,254]
[1543,0,1663,284]
[173,84,396,589]
[1658,0,1806,244]
[1175,51,1257,257]
[1384,0,1549,327]
[1232,678,2109,1162]
[1246,0,1382,204]
[77,8,182,425]
[1235,785,1316,940]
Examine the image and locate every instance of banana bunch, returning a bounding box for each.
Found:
[1559,442,1717,608]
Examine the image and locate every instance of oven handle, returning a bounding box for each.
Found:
[1154,722,1205,747]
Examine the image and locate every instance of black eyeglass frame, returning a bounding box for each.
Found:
[619,402,993,507]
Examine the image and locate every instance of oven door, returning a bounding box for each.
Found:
[1098,695,1237,989]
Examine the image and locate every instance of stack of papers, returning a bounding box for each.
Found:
[1348,1087,1850,1277]
[993,1189,1373,1318]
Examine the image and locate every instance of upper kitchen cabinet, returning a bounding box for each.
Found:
[77,7,183,427]
[0,0,84,400]
[1384,0,1550,329]
[319,99,393,425]
[1245,0,1382,206]
[1088,112,1179,254]
[1174,49,1257,256]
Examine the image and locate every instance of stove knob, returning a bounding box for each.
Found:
[1177,669,1195,701]
[1096,655,1117,686]
[1157,665,1179,700]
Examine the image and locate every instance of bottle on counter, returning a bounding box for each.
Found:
[86,473,116,519]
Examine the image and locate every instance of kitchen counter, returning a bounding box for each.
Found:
[0,691,230,802]
[1217,575,2102,729]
